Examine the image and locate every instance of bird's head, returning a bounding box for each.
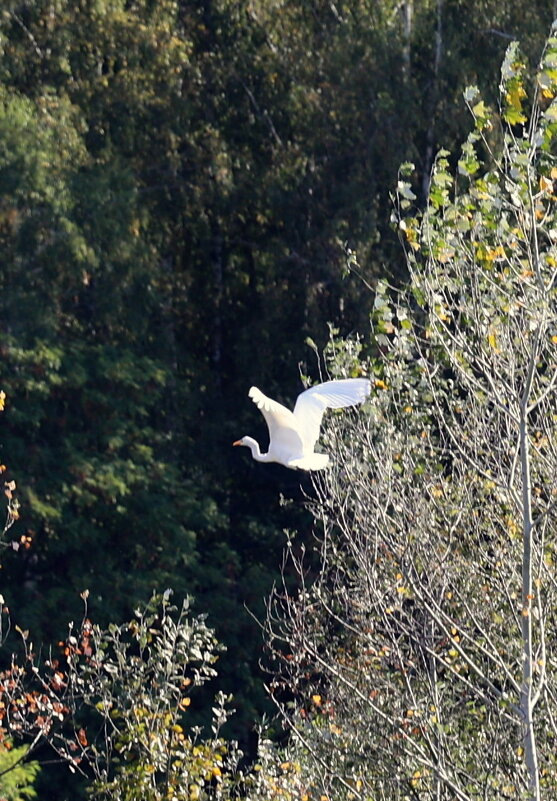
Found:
[232,436,264,460]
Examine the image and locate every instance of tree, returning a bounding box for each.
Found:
[62,592,244,801]
[266,28,557,801]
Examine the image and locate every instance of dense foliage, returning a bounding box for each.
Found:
[0,1,556,798]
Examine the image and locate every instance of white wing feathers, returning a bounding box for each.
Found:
[293,378,371,451]
[248,386,304,454]
[248,386,294,426]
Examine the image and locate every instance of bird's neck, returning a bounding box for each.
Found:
[245,437,272,463]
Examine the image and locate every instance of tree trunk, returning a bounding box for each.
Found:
[519,406,540,801]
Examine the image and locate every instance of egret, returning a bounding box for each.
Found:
[233,378,371,470]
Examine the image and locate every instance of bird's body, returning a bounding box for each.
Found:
[233,378,371,470]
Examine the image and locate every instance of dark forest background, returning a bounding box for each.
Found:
[0,0,554,795]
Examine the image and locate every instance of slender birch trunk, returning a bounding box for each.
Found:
[519,405,540,801]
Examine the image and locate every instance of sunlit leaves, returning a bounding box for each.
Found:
[500,41,528,125]
[537,35,557,99]
[429,150,453,208]
[458,135,481,176]
[471,99,492,131]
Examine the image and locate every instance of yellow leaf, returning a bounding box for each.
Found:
[311,694,322,706]
[436,246,455,263]
[506,83,526,107]
[540,175,553,193]
[487,331,498,350]
[411,769,423,787]
[485,245,506,262]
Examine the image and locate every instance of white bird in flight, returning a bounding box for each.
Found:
[233,378,371,470]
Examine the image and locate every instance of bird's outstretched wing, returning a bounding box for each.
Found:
[293,378,371,451]
[248,387,304,455]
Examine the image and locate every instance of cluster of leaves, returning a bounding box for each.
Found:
[0,593,243,800]
[66,592,244,801]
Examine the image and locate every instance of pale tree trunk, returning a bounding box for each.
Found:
[519,404,540,801]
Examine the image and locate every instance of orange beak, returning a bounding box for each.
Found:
[232,440,242,446]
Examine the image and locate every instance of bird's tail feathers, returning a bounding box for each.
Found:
[287,453,330,470]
